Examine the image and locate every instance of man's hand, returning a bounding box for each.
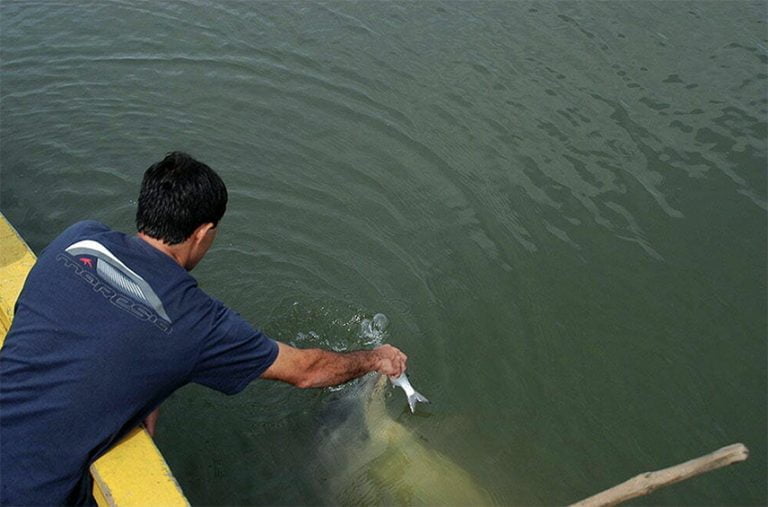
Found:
[143,407,160,437]
[372,344,407,377]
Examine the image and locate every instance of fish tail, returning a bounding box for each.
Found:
[407,390,430,413]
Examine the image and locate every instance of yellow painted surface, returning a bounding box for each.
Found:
[0,213,188,506]
[91,428,189,507]
[0,212,37,344]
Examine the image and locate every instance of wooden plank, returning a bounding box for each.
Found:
[571,443,749,507]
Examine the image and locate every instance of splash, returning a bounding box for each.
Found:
[359,313,389,346]
[289,310,391,391]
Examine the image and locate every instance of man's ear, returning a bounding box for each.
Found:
[192,222,215,244]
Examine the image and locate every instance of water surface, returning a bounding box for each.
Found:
[1,1,766,505]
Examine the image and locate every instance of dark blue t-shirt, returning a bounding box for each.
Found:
[0,221,278,505]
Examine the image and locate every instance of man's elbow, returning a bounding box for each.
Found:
[280,358,321,388]
[294,370,323,389]
[263,343,321,388]
[293,349,327,388]
[261,370,316,388]
[295,378,316,389]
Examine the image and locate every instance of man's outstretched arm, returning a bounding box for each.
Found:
[260,342,407,388]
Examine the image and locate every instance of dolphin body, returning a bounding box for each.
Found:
[313,373,493,505]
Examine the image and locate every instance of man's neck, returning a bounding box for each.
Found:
[136,232,189,269]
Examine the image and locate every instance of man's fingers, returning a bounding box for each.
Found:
[374,345,407,376]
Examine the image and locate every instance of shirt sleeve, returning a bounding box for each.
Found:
[188,296,279,395]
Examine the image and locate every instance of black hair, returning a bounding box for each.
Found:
[136,151,228,245]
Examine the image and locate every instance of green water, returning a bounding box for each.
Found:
[1,1,766,505]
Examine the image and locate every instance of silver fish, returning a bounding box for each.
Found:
[389,372,430,413]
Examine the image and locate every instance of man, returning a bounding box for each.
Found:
[0,152,407,505]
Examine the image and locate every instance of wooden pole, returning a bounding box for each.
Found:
[570,443,749,507]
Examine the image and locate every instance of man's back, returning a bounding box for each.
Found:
[0,220,278,504]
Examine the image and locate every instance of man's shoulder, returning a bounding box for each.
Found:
[63,220,112,236]
[40,220,114,255]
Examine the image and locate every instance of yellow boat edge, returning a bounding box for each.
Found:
[0,212,36,341]
[0,212,189,506]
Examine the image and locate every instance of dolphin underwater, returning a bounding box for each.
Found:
[313,373,493,505]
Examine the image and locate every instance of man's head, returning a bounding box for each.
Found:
[136,151,227,244]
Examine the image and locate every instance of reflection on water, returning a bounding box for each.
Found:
[1,0,765,505]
